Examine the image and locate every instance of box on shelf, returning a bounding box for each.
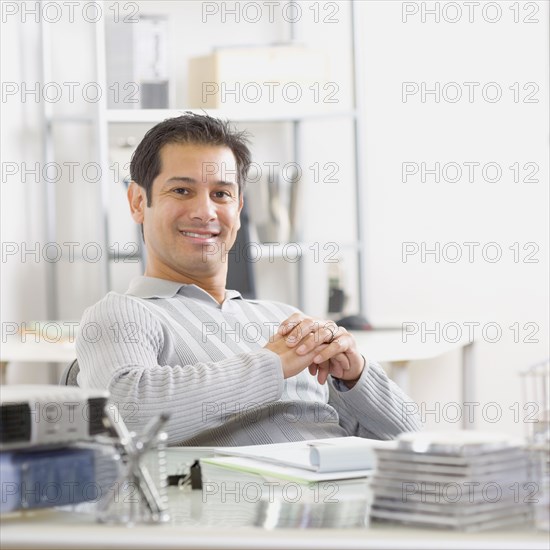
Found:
[188,46,330,110]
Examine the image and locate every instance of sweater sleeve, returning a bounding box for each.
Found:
[76,294,284,444]
[327,359,422,440]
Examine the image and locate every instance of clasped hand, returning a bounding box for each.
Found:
[264,313,365,387]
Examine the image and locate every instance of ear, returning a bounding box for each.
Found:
[128,182,146,224]
[236,193,244,230]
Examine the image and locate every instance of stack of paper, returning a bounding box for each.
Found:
[370,431,534,532]
[199,437,389,528]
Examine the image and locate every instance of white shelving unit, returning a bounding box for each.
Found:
[41,1,366,318]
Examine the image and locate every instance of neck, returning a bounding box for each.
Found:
[144,264,227,304]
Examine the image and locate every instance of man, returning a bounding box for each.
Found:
[76,113,420,445]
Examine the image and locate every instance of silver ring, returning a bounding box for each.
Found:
[326,325,338,343]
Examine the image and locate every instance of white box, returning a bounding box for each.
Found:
[188,46,330,110]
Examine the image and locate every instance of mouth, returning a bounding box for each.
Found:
[179,230,220,243]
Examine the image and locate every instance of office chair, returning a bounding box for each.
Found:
[59,358,80,386]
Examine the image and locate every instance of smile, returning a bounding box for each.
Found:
[180,231,219,240]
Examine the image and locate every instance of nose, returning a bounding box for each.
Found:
[188,192,217,223]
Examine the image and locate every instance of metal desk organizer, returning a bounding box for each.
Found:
[520,358,550,532]
[96,407,171,525]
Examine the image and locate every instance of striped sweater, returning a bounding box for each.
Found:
[76,276,421,446]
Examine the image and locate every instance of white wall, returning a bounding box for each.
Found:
[1,5,102,381]
[358,0,549,435]
[1,12,50,382]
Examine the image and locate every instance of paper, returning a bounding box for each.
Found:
[213,436,395,473]
[201,456,373,483]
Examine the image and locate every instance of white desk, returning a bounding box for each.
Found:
[0,329,475,427]
[1,338,76,363]
[0,330,472,386]
[0,337,76,384]
[0,489,546,550]
[350,330,475,428]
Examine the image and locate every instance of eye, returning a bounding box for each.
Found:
[213,190,232,199]
[173,187,189,195]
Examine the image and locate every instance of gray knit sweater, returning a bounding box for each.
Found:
[76,276,421,446]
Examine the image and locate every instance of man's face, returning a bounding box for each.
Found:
[129,142,243,282]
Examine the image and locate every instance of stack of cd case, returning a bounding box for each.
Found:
[370,431,535,531]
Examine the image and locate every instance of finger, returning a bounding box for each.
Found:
[277,313,303,336]
[328,352,351,372]
[282,321,309,345]
[313,337,350,364]
[285,318,318,347]
[295,331,324,354]
[328,324,347,338]
[323,321,340,340]
[312,336,351,364]
[279,322,301,343]
[295,322,340,354]
[317,364,330,385]
[328,363,346,379]
[309,359,329,377]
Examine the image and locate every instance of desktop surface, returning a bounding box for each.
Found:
[1,488,547,550]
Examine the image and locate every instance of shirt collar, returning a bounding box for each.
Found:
[125,276,243,302]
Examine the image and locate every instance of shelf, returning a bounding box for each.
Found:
[249,242,362,260]
[34,7,364,315]
[106,108,357,124]
[48,116,95,124]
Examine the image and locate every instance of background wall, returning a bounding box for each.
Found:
[1,1,548,436]
[2,12,58,383]
[358,0,549,435]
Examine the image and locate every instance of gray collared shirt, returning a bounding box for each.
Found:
[76,276,420,445]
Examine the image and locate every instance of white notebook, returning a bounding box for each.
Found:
[213,436,395,473]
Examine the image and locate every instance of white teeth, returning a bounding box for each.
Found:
[182,231,215,238]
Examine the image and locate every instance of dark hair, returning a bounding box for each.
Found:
[130,112,252,206]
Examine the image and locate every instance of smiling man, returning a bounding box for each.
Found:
[76,113,420,445]
[128,141,242,299]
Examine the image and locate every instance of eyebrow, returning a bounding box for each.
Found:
[165,176,237,187]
